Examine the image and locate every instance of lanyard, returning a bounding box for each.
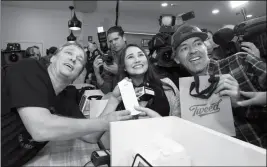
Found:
[189,75,219,99]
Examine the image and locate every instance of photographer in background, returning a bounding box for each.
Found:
[213,24,262,59]
[223,25,261,59]
[150,49,190,89]
[201,28,226,60]
[26,46,41,60]
[93,26,127,93]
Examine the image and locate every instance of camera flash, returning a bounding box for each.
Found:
[97,27,104,33]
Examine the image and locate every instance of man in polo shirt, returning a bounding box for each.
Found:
[171,24,267,148]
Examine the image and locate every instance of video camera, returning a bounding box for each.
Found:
[148,11,195,67]
[213,15,266,58]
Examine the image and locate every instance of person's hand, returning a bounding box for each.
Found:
[214,74,240,108]
[241,42,260,58]
[93,55,103,75]
[100,110,133,122]
[134,106,162,118]
[237,91,267,107]
[103,62,118,75]
[88,42,98,53]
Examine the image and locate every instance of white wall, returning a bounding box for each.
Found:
[1,5,221,55]
[82,10,221,45]
[81,11,161,45]
[1,6,84,56]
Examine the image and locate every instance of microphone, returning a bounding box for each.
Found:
[212,28,235,47]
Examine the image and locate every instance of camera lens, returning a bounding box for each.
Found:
[9,53,19,62]
[162,50,172,62]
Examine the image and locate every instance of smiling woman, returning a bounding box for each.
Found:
[112,44,180,117]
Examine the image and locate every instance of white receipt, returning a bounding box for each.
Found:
[118,79,141,116]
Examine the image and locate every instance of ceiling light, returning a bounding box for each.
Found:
[247,14,252,18]
[212,9,220,14]
[161,3,168,7]
[170,3,178,7]
[67,31,76,43]
[68,6,82,31]
[230,1,248,9]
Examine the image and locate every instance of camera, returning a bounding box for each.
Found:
[87,27,114,66]
[213,15,266,58]
[97,27,109,54]
[148,11,195,67]
[101,50,114,65]
[158,11,195,34]
[1,43,27,67]
[85,27,114,76]
[97,26,114,65]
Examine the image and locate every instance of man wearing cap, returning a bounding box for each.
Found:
[171,24,267,148]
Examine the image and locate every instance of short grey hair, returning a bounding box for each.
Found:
[52,42,87,77]
[55,42,87,64]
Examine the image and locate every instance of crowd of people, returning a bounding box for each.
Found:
[1,21,266,166]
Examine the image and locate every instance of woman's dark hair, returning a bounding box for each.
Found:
[117,44,174,95]
[46,46,58,55]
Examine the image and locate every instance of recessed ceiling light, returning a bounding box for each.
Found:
[161,3,168,7]
[230,1,248,9]
[212,9,220,14]
[170,3,178,7]
[247,14,252,18]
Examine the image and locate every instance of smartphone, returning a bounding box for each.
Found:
[181,11,195,21]
[132,154,153,167]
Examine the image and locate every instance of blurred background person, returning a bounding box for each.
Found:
[40,46,58,66]
[93,26,127,93]
[201,28,226,60]
[26,46,41,60]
